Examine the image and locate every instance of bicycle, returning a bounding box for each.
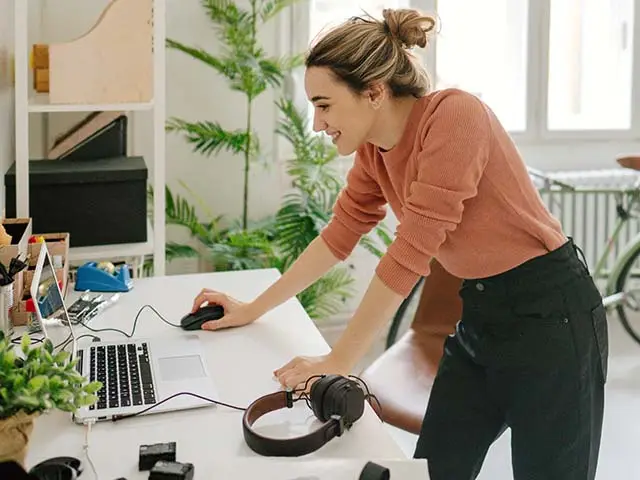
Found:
[529,156,640,345]
[385,156,640,349]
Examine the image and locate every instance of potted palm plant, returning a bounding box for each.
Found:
[0,332,102,467]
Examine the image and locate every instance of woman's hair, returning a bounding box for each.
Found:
[305,8,437,98]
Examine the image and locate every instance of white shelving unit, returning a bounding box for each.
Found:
[12,0,166,276]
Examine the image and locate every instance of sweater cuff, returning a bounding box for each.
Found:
[320,217,362,261]
[375,251,424,297]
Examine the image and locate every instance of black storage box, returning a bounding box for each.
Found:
[4,156,148,247]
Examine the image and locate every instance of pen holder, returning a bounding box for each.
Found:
[0,282,15,339]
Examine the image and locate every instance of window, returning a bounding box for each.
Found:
[547,0,635,131]
[308,1,409,45]
[299,1,640,141]
[435,0,529,132]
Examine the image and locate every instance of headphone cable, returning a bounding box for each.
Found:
[111,391,247,422]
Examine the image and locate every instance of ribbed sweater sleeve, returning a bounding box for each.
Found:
[320,146,387,260]
[375,92,491,296]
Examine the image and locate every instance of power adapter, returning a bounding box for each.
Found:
[148,461,194,480]
[138,442,177,471]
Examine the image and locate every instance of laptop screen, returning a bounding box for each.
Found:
[32,245,74,352]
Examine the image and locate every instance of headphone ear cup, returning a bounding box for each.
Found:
[325,378,366,427]
[310,374,341,421]
[29,463,77,480]
[323,377,348,422]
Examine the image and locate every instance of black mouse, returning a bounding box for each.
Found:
[180,304,225,330]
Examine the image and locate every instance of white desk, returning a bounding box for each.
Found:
[25,268,418,479]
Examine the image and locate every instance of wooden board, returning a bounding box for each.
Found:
[48,0,153,105]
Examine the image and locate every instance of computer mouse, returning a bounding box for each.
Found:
[180,304,225,330]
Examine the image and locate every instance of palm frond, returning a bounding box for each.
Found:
[373,223,394,247]
[166,117,253,157]
[274,191,333,258]
[259,0,298,22]
[298,267,355,320]
[159,185,221,242]
[257,58,286,88]
[166,242,201,261]
[206,228,274,271]
[165,39,238,81]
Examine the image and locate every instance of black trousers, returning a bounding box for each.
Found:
[413,240,608,480]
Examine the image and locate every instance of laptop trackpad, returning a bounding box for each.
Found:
[157,355,206,382]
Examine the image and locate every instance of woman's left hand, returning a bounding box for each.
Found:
[273,352,350,390]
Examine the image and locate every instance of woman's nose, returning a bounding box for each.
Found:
[312,114,326,133]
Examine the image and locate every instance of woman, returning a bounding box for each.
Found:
[191,8,607,479]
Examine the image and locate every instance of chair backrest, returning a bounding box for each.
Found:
[411,259,463,336]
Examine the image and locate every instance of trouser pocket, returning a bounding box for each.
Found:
[591,303,609,383]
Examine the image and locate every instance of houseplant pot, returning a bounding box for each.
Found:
[0,331,102,467]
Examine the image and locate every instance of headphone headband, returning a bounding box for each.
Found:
[242,375,367,457]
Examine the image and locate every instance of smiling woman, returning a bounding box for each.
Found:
[191,7,608,480]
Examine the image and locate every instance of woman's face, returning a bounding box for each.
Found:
[304,66,383,155]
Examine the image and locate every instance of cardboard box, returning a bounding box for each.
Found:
[28,232,69,267]
[0,218,32,267]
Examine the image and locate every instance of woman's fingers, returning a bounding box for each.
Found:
[278,366,306,390]
[274,356,302,377]
[191,289,229,313]
[201,316,232,331]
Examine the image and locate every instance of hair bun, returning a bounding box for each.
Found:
[382,8,436,49]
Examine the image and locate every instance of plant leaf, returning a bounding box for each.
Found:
[166,117,251,157]
[259,0,298,21]
[166,39,237,81]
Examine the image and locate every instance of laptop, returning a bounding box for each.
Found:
[31,244,219,424]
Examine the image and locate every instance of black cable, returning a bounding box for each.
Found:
[59,333,101,352]
[111,391,247,422]
[77,304,181,338]
[349,374,384,421]
[11,334,44,345]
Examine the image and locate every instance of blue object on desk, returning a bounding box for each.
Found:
[74,262,133,292]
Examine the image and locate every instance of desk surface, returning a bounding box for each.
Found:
[25,268,410,479]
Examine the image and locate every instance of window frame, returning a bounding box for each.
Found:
[282,0,640,148]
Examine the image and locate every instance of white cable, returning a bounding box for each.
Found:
[83,419,99,480]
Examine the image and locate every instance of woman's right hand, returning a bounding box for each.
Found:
[191,289,260,331]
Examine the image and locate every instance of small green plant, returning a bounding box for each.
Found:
[0,332,102,420]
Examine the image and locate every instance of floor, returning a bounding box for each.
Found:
[319,310,640,479]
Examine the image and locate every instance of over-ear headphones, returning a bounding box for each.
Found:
[28,456,83,480]
[242,374,372,457]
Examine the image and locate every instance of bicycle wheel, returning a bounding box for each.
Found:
[615,245,640,345]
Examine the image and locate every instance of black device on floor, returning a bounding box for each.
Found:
[139,442,177,471]
[148,460,194,480]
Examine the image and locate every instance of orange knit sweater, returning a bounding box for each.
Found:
[319,88,567,297]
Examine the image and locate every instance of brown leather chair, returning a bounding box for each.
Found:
[360,260,463,434]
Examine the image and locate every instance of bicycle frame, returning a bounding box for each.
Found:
[530,167,640,310]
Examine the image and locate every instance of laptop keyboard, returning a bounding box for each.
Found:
[86,342,157,410]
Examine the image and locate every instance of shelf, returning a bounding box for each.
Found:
[13,0,167,276]
[67,219,154,263]
[28,94,154,113]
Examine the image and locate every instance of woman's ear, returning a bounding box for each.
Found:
[366,83,386,110]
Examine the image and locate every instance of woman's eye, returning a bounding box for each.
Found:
[318,105,329,111]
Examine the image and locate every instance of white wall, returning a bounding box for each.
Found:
[0,0,15,215]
